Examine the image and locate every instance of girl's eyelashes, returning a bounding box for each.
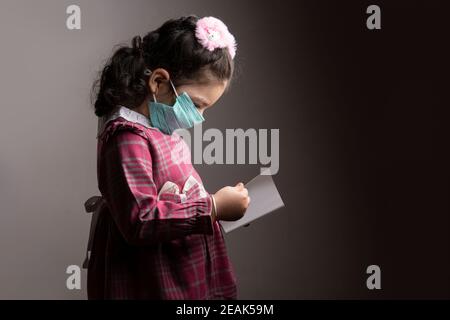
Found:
[191,96,209,109]
[192,100,203,109]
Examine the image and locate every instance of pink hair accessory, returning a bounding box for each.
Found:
[195,16,237,59]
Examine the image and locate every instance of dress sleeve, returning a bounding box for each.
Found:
[102,128,214,246]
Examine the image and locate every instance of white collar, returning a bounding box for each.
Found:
[97,105,152,138]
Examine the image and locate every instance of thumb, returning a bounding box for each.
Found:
[235,182,244,190]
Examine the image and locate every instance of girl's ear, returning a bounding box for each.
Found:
[148,68,171,95]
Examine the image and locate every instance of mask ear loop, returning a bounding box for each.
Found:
[145,68,178,102]
[144,68,158,103]
[169,79,179,98]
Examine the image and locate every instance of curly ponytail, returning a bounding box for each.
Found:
[91,15,235,117]
[91,35,150,117]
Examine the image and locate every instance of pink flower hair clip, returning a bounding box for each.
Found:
[195,16,237,59]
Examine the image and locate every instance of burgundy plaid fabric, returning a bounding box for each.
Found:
[87,116,237,299]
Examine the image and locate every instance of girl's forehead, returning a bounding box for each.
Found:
[179,67,227,86]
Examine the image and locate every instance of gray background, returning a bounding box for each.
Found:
[0,0,449,299]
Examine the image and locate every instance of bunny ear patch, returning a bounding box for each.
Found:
[182,175,200,193]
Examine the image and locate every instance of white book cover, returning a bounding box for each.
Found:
[219,173,285,233]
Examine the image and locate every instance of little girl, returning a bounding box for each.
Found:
[87,15,250,299]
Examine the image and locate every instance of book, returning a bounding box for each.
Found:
[219,173,285,233]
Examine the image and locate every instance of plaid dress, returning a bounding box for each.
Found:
[87,106,237,299]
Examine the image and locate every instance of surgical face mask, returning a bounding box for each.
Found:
[145,69,204,135]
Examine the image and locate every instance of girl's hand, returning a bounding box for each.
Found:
[213,182,250,221]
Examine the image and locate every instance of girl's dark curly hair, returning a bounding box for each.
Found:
[91,15,236,117]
